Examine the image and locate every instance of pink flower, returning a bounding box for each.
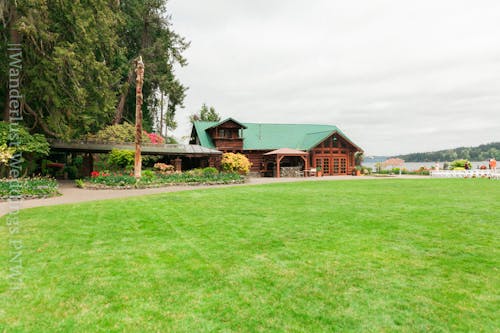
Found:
[144,131,165,144]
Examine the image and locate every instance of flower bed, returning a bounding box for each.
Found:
[0,177,60,200]
[77,169,246,189]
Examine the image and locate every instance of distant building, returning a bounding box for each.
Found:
[190,118,363,176]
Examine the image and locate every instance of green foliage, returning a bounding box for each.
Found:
[190,103,221,123]
[354,151,364,165]
[83,169,243,187]
[0,122,50,156]
[75,179,85,188]
[141,169,155,182]
[64,165,79,179]
[186,168,203,177]
[397,142,500,162]
[72,155,84,168]
[107,149,134,169]
[3,0,126,138]
[1,0,188,139]
[87,123,151,143]
[450,159,471,170]
[202,167,218,177]
[87,172,136,187]
[0,177,59,199]
[118,0,189,133]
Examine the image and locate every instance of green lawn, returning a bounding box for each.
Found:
[1,179,499,332]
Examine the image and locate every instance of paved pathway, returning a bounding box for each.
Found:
[0,175,426,216]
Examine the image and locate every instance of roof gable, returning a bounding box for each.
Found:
[207,118,247,130]
[192,121,218,148]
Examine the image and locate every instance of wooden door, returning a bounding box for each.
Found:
[315,157,331,175]
[322,158,331,175]
[332,157,348,175]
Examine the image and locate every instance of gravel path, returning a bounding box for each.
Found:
[0,175,427,216]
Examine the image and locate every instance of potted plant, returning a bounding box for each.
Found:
[354,152,364,165]
[355,165,362,176]
[316,166,323,177]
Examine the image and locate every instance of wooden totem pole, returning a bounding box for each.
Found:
[134,56,145,179]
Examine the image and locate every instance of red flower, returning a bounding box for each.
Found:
[90,171,99,178]
[144,131,165,144]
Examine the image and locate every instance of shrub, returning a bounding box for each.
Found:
[450,159,471,170]
[64,165,79,179]
[361,166,371,175]
[72,155,84,168]
[153,162,174,172]
[146,132,165,144]
[86,123,151,143]
[186,168,203,177]
[202,167,218,177]
[87,124,165,145]
[220,153,252,175]
[0,121,50,156]
[85,172,136,187]
[107,149,134,170]
[0,177,59,199]
[142,170,155,182]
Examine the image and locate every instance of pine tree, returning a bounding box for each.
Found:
[190,103,221,123]
[0,0,188,140]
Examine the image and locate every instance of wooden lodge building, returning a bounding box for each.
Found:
[190,118,363,177]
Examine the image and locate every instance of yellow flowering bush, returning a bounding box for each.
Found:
[0,144,15,164]
[221,153,252,175]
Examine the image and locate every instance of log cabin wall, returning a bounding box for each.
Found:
[246,150,271,172]
[208,120,244,152]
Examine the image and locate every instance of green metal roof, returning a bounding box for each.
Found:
[192,121,362,151]
[192,121,219,148]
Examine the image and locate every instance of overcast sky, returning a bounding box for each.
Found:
[168,0,500,155]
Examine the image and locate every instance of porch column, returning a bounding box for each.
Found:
[301,155,308,177]
[276,155,285,178]
[174,157,182,172]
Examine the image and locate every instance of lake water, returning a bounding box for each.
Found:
[363,161,490,172]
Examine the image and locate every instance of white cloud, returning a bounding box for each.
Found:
[168,0,500,155]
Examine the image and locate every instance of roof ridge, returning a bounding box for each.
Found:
[242,122,337,126]
[304,130,337,135]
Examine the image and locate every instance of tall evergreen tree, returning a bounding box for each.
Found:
[1,0,126,138]
[0,0,188,139]
[114,0,189,133]
[190,103,221,123]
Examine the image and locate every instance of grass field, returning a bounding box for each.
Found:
[1,179,499,332]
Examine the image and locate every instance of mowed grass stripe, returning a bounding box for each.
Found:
[0,179,499,332]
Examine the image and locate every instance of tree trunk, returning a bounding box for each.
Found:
[113,68,134,124]
[134,56,144,179]
[23,102,59,137]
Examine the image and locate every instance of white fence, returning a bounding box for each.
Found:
[430,170,500,179]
